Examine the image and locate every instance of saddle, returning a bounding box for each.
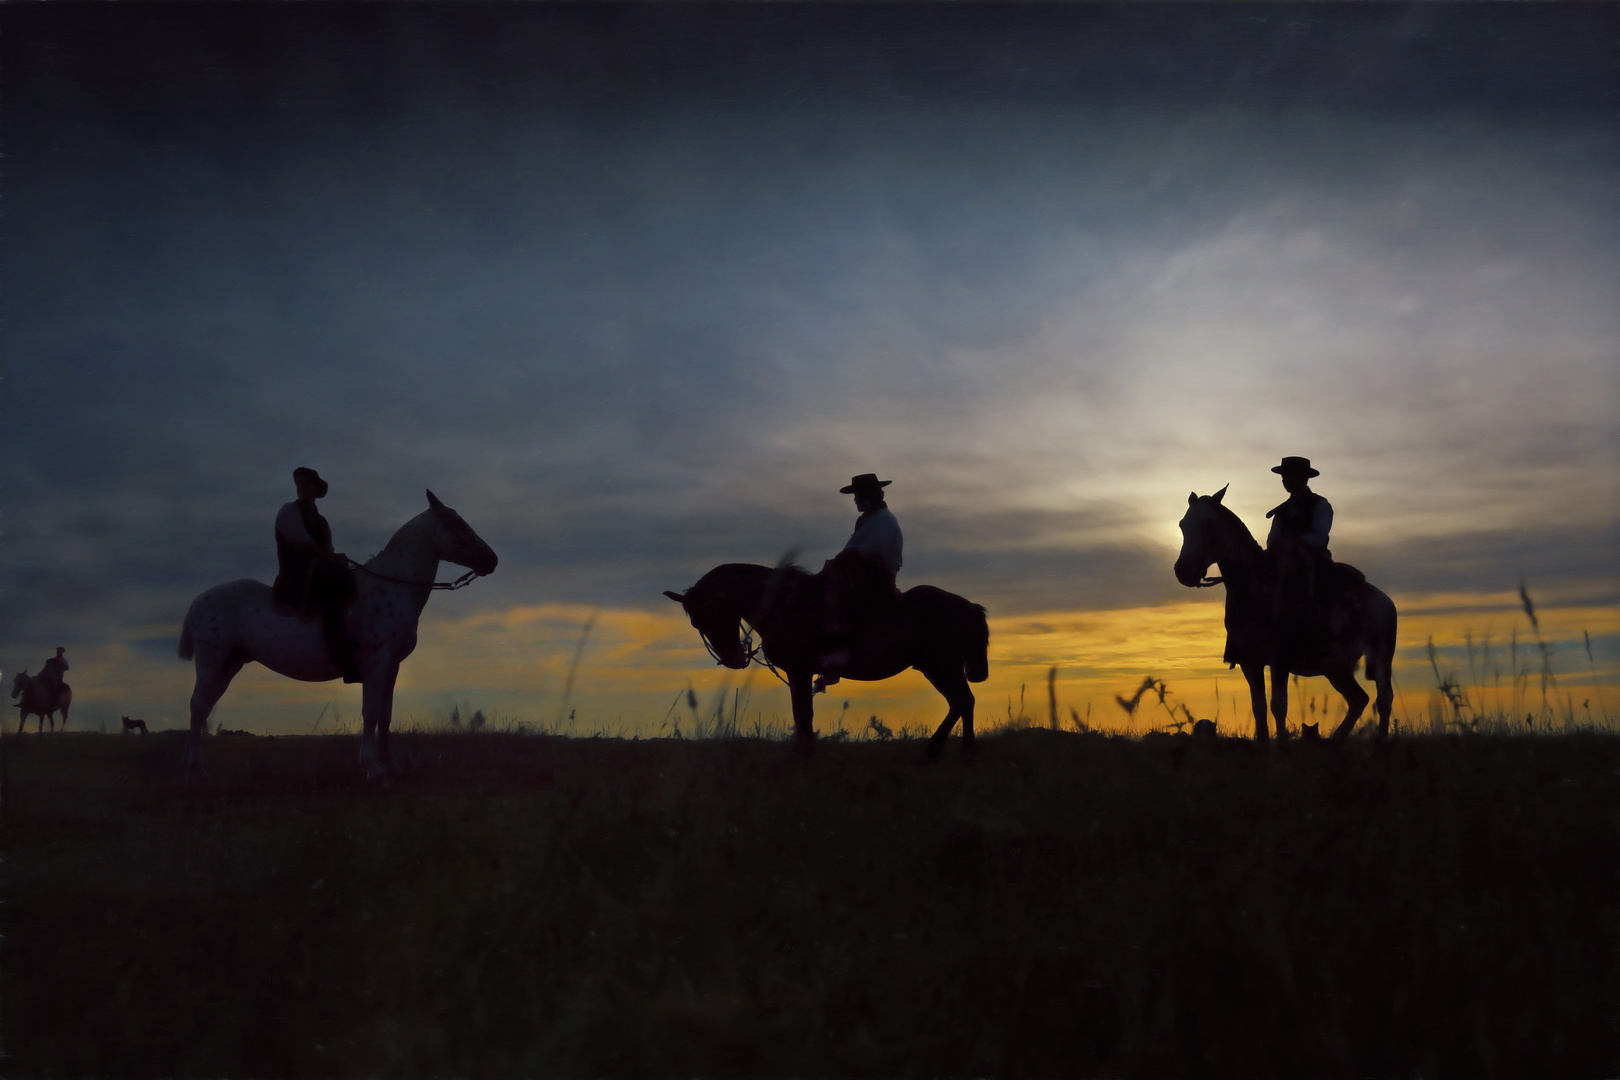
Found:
[1223,555,1369,669]
[815,556,900,642]
[272,561,362,681]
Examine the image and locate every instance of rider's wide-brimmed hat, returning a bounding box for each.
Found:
[1271,456,1319,478]
[840,473,893,494]
[293,467,330,497]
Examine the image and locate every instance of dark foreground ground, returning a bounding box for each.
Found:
[1,729,1615,1079]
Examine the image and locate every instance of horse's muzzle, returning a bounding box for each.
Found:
[1173,559,1208,588]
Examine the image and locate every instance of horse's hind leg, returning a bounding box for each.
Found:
[1373,669,1394,738]
[923,667,975,759]
[186,653,244,777]
[1326,669,1370,741]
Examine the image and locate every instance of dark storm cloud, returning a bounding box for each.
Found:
[2,4,1615,665]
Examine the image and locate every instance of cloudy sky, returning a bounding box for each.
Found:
[4,4,1615,735]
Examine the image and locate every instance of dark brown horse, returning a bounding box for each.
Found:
[1175,488,1397,740]
[11,670,71,734]
[665,563,989,756]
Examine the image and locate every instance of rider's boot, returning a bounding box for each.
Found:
[813,650,849,694]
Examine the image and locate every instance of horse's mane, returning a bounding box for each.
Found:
[1199,496,1262,559]
[371,508,435,564]
[699,562,814,588]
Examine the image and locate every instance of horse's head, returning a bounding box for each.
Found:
[664,570,753,670]
[10,670,30,699]
[1175,486,1231,587]
[424,490,499,577]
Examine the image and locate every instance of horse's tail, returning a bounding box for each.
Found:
[1364,589,1397,684]
[177,605,195,661]
[964,602,990,683]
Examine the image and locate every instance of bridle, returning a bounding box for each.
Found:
[691,601,787,686]
[347,559,484,591]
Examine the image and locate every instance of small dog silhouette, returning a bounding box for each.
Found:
[1300,722,1321,740]
[121,715,149,735]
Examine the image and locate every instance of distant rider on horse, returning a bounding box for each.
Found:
[39,646,69,692]
[816,473,903,691]
[273,467,361,682]
[1264,456,1334,635]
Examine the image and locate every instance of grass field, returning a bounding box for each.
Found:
[2,727,1615,1078]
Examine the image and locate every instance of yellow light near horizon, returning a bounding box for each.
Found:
[390,592,1619,737]
[96,592,1618,738]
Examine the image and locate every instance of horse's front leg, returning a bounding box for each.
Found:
[788,669,816,756]
[375,660,401,770]
[358,658,400,780]
[1240,662,1269,741]
[359,680,382,780]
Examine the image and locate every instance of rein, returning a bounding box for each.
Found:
[347,560,483,591]
[696,621,789,687]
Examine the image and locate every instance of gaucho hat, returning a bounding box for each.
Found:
[293,466,330,497]
[840,473,893,494]
[1271,456,1319,478]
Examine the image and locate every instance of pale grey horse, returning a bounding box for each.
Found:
[177,491,497,778]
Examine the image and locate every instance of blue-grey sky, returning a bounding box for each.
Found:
[4,4,1615,730]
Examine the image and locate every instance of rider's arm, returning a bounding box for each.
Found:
[1301,499,1333,549]
[844,510,902,574]
[1265,514,1284,549]
[275,502,340,560]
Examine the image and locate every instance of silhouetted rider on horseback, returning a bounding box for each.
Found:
[273,467,361,683]
[816,473,902,692]
[39,646,69,693]
[1265,456,1334,640]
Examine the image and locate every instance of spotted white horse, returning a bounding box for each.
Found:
[177,491,497,778]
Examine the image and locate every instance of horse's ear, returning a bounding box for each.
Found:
[663,590,687,604]
[426,489,445,510]
[1188,492,1198,506]
[1213,484,1228,505]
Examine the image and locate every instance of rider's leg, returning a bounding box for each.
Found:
[321,604,361,683]
[308,562,361,683]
